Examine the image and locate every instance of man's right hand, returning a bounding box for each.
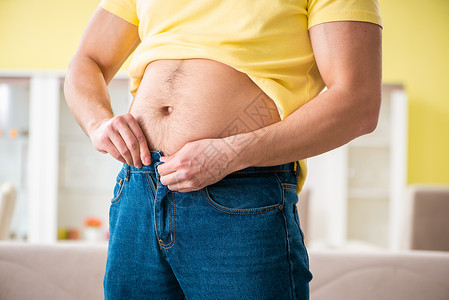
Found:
[64,8,145,167]
[90,113,152,168]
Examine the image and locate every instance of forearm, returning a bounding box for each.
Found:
[229,86,380,169]
[64,55,114,137]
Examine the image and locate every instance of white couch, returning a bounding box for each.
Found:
[1,242,449,300]
[309,249,449,300]
[0,183,16,240]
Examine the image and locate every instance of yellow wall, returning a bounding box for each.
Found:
[1,0,448,184]
[379,0,449,184]
[0,0,98,70]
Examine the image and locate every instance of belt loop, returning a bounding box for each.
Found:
[125,164,131,181]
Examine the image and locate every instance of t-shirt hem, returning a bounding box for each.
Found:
[99,1,139,26]
[308,10,383,30]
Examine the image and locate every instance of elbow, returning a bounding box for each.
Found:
[65,55,83,90]
[359,92,381,135]
[362,114,379,135]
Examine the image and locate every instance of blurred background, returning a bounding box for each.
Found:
[0,0,448,250]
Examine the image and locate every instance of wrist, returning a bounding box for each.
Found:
[223,132,261,171]
[85,116,112,138]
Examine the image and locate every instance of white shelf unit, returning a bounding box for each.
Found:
[304,84,408,250]
[0,72,131,243]
[0,77,31,241]
[57,77,131,241]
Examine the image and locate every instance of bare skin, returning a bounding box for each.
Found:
[130,58,280,156]
[65,8,382,193]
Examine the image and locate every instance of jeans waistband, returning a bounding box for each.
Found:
[123,150,297,176]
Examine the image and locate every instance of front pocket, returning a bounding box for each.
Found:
[203,173,283,215]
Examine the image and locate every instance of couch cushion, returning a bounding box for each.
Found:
[0,242,107,300]
[309,250,449,300]
[407,186,449,251]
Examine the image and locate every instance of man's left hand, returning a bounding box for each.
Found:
[157,138,240,192]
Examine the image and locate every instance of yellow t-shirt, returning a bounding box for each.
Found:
[98,0,382,193]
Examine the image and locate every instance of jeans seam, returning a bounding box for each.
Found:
[153,185,161,249]
[294,203,309,269]
[111,179,127,205]
[273,172,284,195]
[159,192,176,249]
[280,188,296,299]
[145,174,157,197]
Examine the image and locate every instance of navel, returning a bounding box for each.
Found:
[161,105,174,115]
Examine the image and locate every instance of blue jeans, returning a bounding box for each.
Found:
[104,150,312,299]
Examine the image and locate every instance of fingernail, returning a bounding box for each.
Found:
[137,164,142,169]
[144,157,151,165]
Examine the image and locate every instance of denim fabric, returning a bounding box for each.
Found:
[104,150,312,299]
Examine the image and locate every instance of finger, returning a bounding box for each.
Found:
[166,183,190,192]
[173,184,203,193]
[102,138,127,164]
[108,130,134,166]
[160,171,186,186]
[167,183,202,193]
[167,185,183,192]
[127,115,152,165]
[157,157,178,176]
[164,174,205,192]
[119,124,143,168]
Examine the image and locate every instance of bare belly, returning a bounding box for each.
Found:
[129,59,281,155]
